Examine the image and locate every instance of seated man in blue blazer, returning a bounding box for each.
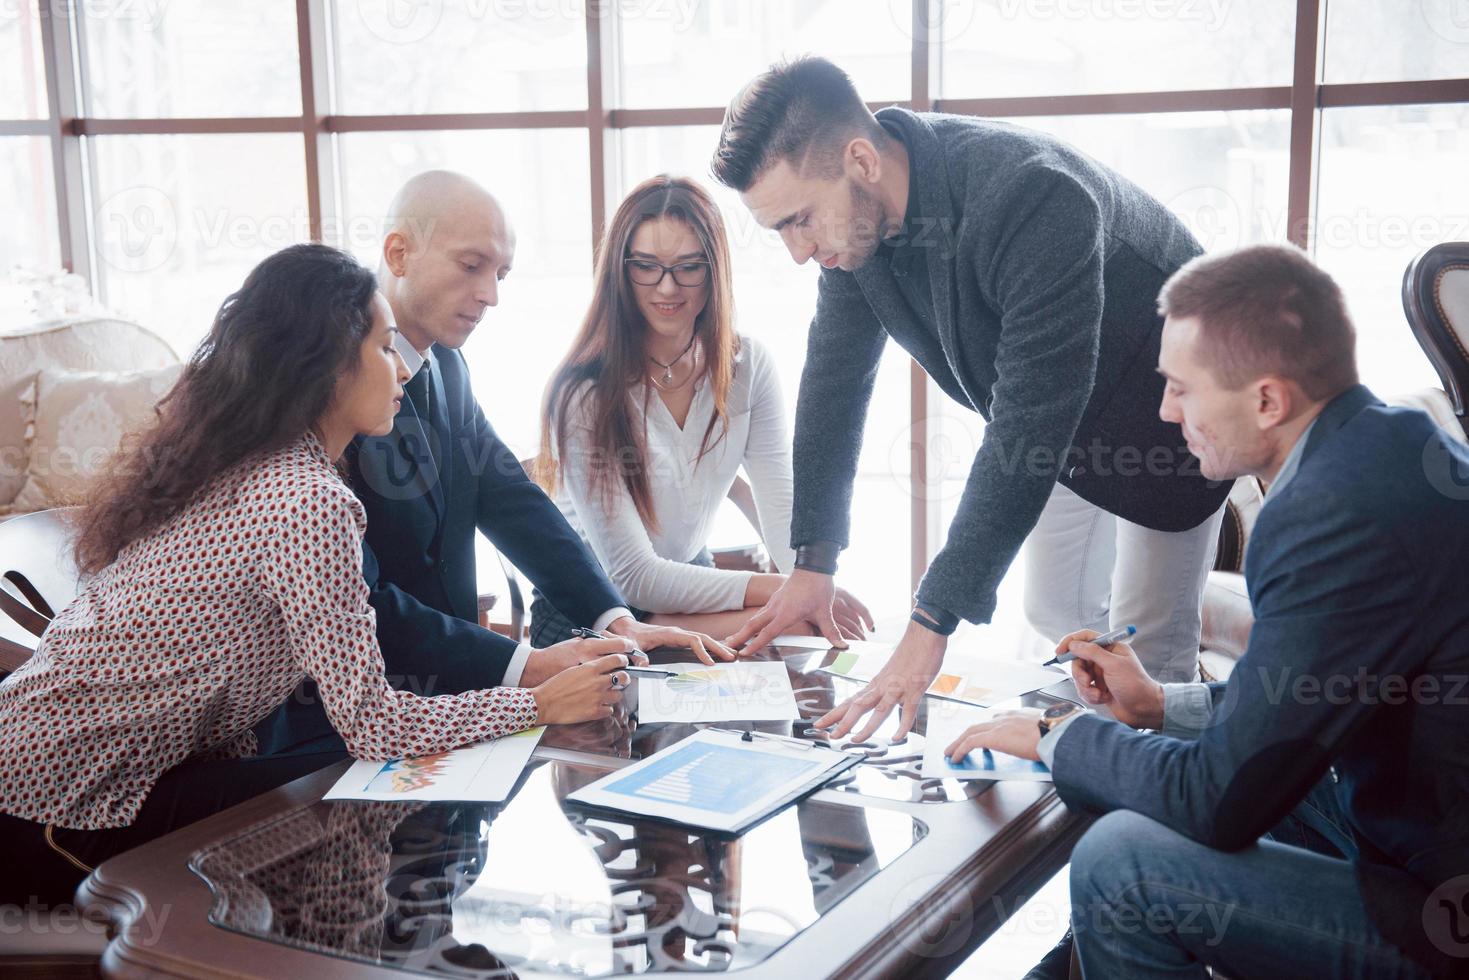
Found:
[257,171,731,753]
[950,245,1469,978]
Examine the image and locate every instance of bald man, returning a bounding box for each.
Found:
[256,172,730,755]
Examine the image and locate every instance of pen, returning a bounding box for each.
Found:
[708,726,817,751]
[1043,624,1137,666]
[570,626,667,673]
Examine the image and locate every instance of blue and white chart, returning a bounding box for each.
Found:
[568,728,856,833]
[921,706,1054,782]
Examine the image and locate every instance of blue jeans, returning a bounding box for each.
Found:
[1068,809,1434,979]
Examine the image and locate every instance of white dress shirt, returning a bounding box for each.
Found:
[552,335,796,614]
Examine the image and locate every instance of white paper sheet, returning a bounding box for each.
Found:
[819,647,1065,707]
[635,661,800,723]
[920,705,1053,781]
[325,727,545,802]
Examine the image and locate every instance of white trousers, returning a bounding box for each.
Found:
[1022,481,1226,683]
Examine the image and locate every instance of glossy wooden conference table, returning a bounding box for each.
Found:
[78,640,1088,979]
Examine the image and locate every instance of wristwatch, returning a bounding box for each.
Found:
[1037,702,1086,737]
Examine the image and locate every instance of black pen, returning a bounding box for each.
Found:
[569,627,672,675]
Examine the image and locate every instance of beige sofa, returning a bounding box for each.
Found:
[1,316,179,520]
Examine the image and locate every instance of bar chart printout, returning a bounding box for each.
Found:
[568,729,860,833]
[605,743,822,812]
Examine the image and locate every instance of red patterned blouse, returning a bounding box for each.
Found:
[0,433,539,829]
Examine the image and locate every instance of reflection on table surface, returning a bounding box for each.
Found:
[189,641,1076,977]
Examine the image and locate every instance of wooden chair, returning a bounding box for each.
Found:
[0,508,81,676]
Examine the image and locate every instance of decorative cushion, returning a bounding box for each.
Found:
[10,365,183,511]
[0,316,178,508]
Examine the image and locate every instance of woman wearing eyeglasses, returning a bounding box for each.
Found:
[532,175,872,646]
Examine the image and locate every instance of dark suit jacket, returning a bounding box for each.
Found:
[255,343,625,753]
[794,107,1230,625]
[1052,385,1469,972]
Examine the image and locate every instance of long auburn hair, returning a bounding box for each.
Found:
[535,175,738,531]
[73,243,379,575]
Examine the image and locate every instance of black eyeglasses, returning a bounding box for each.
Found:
[624,257,710,288]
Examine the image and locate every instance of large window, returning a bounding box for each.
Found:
[3,0,1466,619]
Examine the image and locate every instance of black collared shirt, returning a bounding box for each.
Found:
[877,123,936,335]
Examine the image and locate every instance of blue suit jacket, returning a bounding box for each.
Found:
[255,344,625,752]
[1051,385,1469,971]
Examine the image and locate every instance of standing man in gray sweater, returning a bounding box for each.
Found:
[713,57,1231,742]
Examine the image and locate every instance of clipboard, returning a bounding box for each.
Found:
[565,728,861,836]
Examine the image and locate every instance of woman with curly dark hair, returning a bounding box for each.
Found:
[0,243,631,907]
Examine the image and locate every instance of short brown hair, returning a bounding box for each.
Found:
[1158,244,1358,400]
[710,56,888,192]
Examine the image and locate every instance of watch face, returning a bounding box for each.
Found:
[1043,703,1077,721]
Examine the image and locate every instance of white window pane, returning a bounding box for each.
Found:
[938,0,1295,99]
[89,134,308,354]
[1020,110,1291,251]
[616,125,913,618]
[83,1,301,118]
[616,0,911,109]
[1,1,48,119]
[0,136,59,270]
[1313,103,1469,397]
[337,129,592,460]
[1323,0,1469,84]
[333,1,588,114]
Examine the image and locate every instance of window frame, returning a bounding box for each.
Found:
[2,0,1466,600]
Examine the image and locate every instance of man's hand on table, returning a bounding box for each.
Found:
[944,708,1044,763]
[1059,628,1165,730]
[813,617,947,742]
[726,569,850,655]
[606,616,736,666]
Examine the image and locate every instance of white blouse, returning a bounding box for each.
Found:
[553,335,796,614]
